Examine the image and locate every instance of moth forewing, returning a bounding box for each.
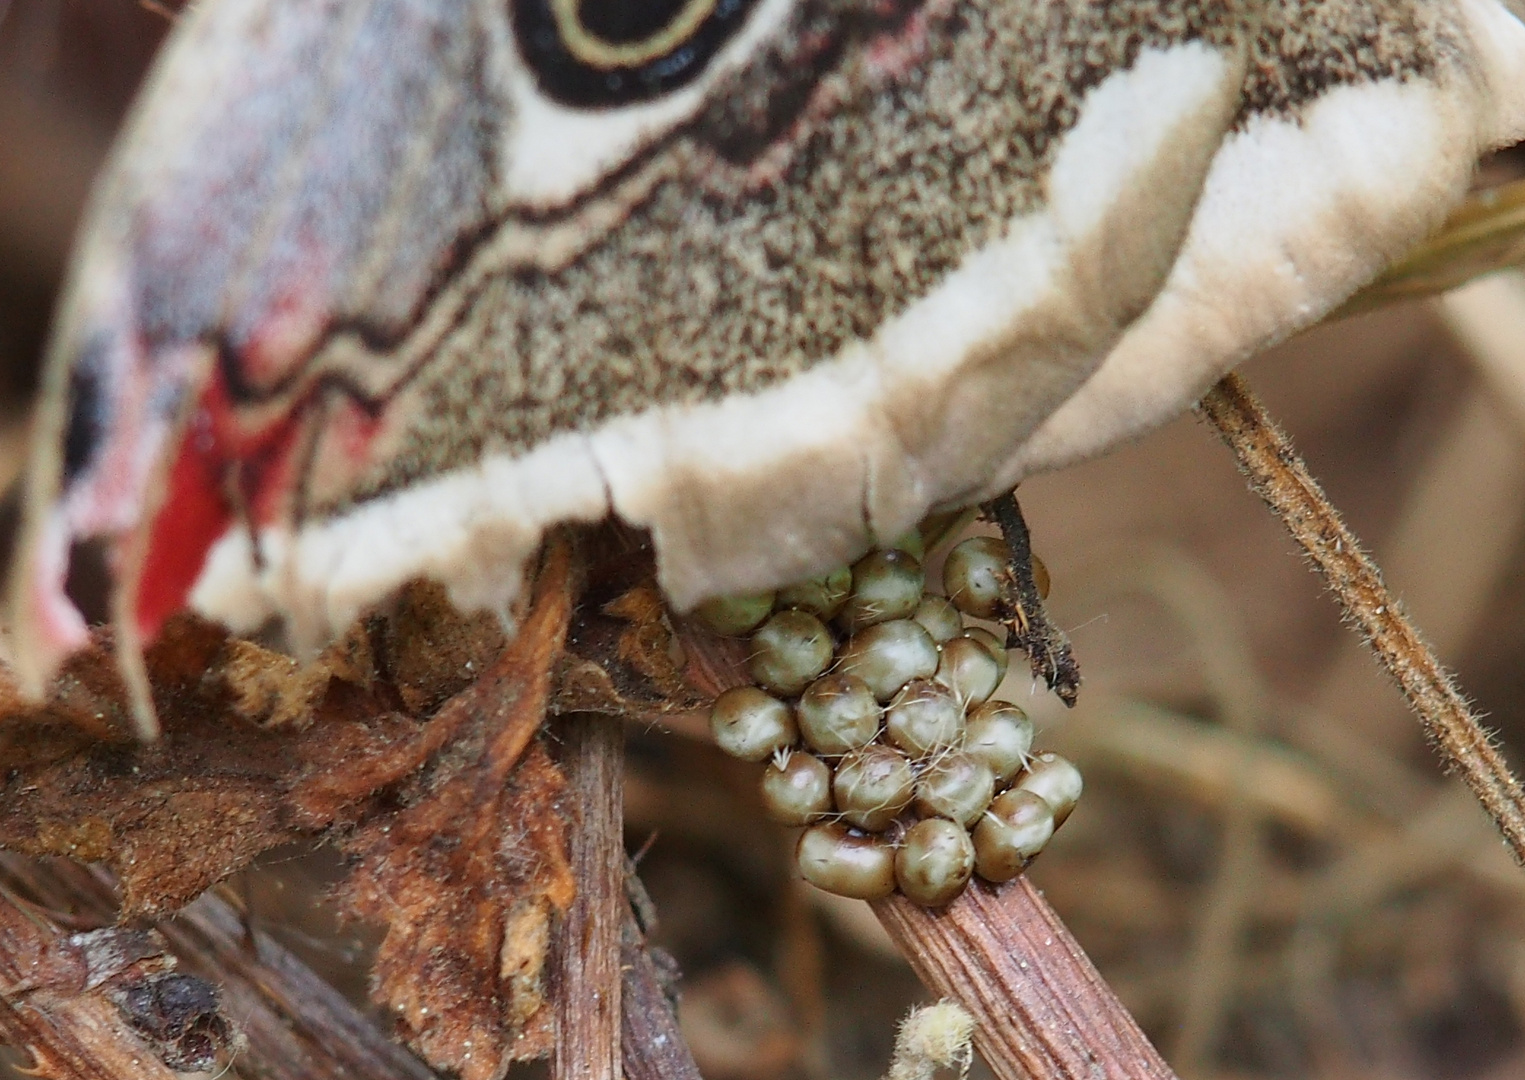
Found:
[8,0,1525,690]
[1005,0,1525,481]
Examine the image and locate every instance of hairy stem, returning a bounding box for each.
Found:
[1197,372,1525,865]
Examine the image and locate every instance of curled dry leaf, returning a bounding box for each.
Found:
[339,542,578,1079]
[555,533,750,724]
[0,541,583,1077]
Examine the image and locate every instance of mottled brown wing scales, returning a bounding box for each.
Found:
[8,0,1525,686]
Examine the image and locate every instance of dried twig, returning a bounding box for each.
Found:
[872,877,1178,1080]
[620,903,703,1080]
[551,713,626,1080]
[985,492,1081,705]
[1196,371,1525,865]
[0,852,443,1080]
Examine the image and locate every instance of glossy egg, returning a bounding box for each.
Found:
[761,751,834,825]
[711,686,797,762]
[748,609,834,696]
[776,568,853,620]
[1015,753,1084,825]
[972,789,1055,882]
[943,536,1011,619]
[895,818,976,907]
[837,619,941,702]
[838,549,926,632]
[913,751,995,827]
[934,635,1002,706]
[884,678,964,759]
[796,824,896,899]
[796,673,881,755]
[963,700,1033,784]
[833,744,915,831]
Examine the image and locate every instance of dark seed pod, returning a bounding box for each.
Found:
[761,751,833,825]
[912,595,964,644]
[1015,753,1084,824]
[837,619,940,701]
[884,678,964,759]
[961,626,1010,686]
[913,751,995,827]
[943,536,1012,619]
[710,687,797,762]
[796,673,881,755]
[964,700,1033,784]
[693,591,776,636]
[895,818,976,907]
[972,789,1055,883]
[833,744,915,831]
[777,568,852,620]
[796,824,896,899]
[838,549,925,632]
[748,610,834,696]
[934,635,1002,706]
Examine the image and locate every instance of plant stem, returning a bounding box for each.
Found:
[1197,371,1525,865]
[873,877,1177,1080]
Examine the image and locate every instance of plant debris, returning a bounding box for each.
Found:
[0,543,580,1077]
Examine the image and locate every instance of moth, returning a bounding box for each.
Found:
[9,0,1525,695]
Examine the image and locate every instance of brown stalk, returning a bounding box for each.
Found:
[1196,371,1525,865]
[0,875,181,1080]
[0,852,444,1080]
[550,712,626,1080]
[620,900,704,1080]
[873,877,1178,1080]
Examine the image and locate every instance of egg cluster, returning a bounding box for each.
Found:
[701,535,1082,907]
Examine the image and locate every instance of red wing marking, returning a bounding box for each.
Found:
[134,373,308,640]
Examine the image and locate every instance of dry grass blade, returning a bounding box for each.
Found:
[1196,371,1525,866]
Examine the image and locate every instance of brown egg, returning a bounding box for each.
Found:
[796,824,896,899]
[761,751,833,826]
[972,789,1055,883]
[832,744,915,831]
[895,818,976,907]
[710,686,797,762]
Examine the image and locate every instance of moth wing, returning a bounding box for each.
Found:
[1002,0,1525,481]
[7,0,506,689]
[612,41,1251,612]
[198,36,1252,646]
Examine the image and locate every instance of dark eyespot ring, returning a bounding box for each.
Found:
[513,0,760,107]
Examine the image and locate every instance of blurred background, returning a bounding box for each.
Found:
[7,3,1525,1079]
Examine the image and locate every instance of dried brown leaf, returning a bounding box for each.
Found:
[338,542,577,1080]
[0,538,593,1076]
[0,579,538,915]
[556,554,745,724]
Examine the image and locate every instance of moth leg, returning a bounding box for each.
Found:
[983,492,1080,708]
